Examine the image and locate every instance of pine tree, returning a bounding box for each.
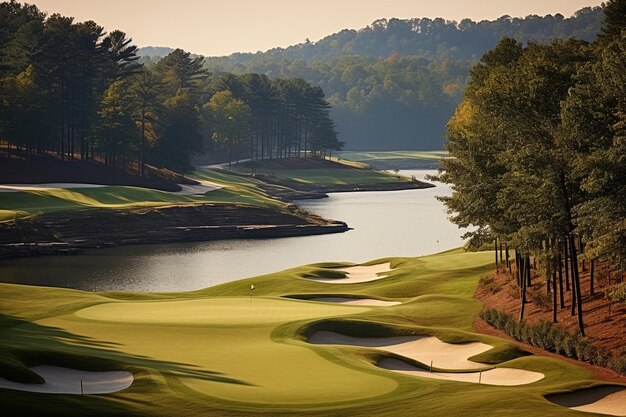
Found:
[599,0,626,43]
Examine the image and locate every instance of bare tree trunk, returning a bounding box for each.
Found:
[520,255,527,320]
[495,239,499,269]
[570,237,585,336]
[558,248,565,309]
[579,235,586,272]
[527,256,532,288]
[516,251,521,285]
[552,255,558,323]
[564,239,570,292]
[590,259,595,297]
[505,243,510,271]
[546,241,551,294]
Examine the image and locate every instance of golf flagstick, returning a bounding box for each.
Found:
[249,283,255,309]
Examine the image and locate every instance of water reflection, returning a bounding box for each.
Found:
[0,170,465,292]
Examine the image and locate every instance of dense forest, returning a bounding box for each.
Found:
[440,0,626,353]
[0,1,341,174]
[203,7,605,150]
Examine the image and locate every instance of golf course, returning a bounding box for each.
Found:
[2,1,626,415]
[2,249,624,416]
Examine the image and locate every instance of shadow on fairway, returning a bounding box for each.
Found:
[0,314,253,386]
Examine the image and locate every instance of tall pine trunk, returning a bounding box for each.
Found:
[564,239,570,292]
[569,237,585,336]
[520,254,527,320]
[558,248,565,309]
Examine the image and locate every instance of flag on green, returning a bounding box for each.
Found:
[250,284,255,291]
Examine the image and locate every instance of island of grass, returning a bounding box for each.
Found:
[227,157,434,192]
[1,249,624,416]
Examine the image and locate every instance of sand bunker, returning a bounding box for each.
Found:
[309,330,492,369]
[308,263,393,284]
[0,183,106,192]
[308,297,401,307]
[174,180,223,195]
[547,386,626,416]
[379,358,544,386]
[0,366,133,394]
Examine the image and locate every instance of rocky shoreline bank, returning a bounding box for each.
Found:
[0,203,348,260]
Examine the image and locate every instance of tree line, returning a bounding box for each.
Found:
[0,1,341,174]
[439,0,626,336]
[203,7,604,150]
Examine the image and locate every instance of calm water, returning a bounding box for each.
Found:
[0,170,465,292]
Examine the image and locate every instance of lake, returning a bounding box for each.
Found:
[0,170,466,292]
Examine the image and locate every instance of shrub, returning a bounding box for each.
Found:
[608,283,626,306]
[480,308,625,375]
[610,355,626,374]
[530,289,552,312]
[479,276,500,293]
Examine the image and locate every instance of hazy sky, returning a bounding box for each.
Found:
[29,0,604,56]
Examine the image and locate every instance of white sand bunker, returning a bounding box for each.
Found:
[308,297,401,307]
[308,263,393,284]
[174,180,223,195]
[379,358,544,386]
[309,330,492,369]
[0,365,133,394]
[547,386,626,416]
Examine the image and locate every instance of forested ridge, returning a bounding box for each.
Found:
[440,0,626,371]
[202,7,604,150]
[0,1,341,176]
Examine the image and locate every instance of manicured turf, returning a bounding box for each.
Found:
[0,161,409,221]
[249,167,408,186]
[226,166,409,187]
[0,249,613,416]
[0,169,284,221]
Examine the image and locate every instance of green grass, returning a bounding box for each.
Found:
[1,248,614,416]
[228,160,410,187]
[0,169,286,221]
[251,167,408,186]
[0,161,413,221]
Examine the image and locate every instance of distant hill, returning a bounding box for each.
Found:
[138,46,175,57]
[204,7,604,150]
[216,7,602,63]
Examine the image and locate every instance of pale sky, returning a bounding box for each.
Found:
[29,0,604,56]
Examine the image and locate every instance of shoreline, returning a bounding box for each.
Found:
[0,203,349,260]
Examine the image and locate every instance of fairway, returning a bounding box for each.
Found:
[0,168,285,221]
[1,250,624,416]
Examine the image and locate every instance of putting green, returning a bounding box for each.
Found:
[74,297,370,326]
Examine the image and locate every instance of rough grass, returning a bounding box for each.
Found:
[0,249,612,416]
